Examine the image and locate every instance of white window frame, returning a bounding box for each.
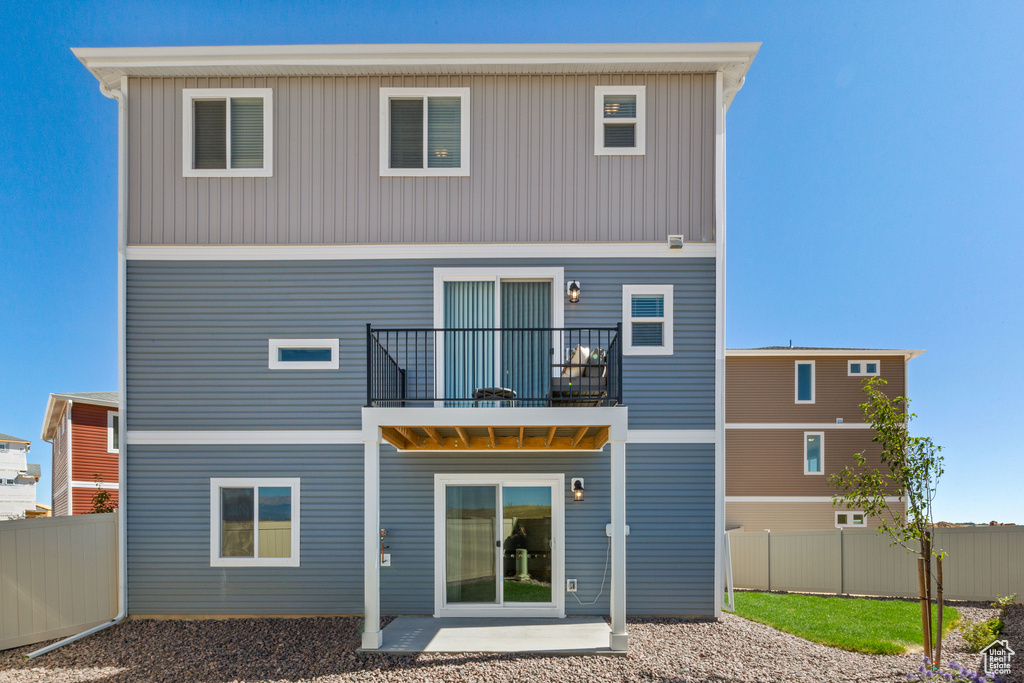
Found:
[835,510,866,528]
[622,284,673,356]
[432,267,565,400]
[182,88,273,178]
[379,87,471,177]
[804,431,825,475]
[848,360,881,377]
[268,339,340,370]
[210,477,300,568]
[107,411,119,454]
[795,360,816,404]
[594,85,646,156]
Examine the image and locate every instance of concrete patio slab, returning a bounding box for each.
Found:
[372,616,621,655]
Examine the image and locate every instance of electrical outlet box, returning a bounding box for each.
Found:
[381,554,391,567]
[566,578,578,592]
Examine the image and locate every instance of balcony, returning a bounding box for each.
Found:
[366,325,622,451]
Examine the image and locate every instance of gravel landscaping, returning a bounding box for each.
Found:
[0,600,1016,682]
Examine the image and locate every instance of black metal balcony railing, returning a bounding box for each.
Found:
[367,325,622,408]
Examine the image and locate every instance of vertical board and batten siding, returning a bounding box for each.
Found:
[0,514,117,651]
[126,74,715,246]
[127,444,363,615]
[125,257,714,431]
[728,527,1024,601]
[70,403,119,485]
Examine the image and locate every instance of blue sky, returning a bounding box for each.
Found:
[0,1,1021,523]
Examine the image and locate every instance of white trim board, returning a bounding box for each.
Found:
[727,348,926,360]
[71,481,120,490]
[726,496,904,503]
[128,427,704,446]
[726,423,872,430]
[125,242,717,261]
[128,430,365,445]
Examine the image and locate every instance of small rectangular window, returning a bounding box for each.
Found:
[268,339,339,370]
[210,478,299,567]
[594,86,645,156]
[836,510,866,528]
[795,361,815,403]
[183,89,273,177]
[107,411,119,453]
[848,360,881,376]
[380,88,470,176]
[622,285,673,355]
[804,432,824,475]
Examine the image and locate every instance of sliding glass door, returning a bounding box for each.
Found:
[437,475,563,617]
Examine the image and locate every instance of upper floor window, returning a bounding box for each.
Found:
[107,411,119,454]
[182,89,273,178]
[848,360,880,376]
[268,339,340,370]
[622,285,673,356]
[594,85,646,156]
[795,361,815,404]
[804,432,824,475]
[379,88,470,177]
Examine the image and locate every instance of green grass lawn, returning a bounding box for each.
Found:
[732,591,959,655]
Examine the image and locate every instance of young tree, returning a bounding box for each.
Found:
[830,377,946,666]
[89,474,117,514]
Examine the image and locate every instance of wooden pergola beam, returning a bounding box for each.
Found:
[421,426,444,447]
[571,425,589,447]
[486,427,497,448]
[454,426,470,447]
[393,426,420,447]
[545,426,557,448]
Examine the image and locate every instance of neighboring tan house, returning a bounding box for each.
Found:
[725,347,924,531]
[0,433,41,520]
[75,41,759,652]
[40,392,120,515]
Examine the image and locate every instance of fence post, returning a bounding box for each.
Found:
[836,528,844,596]
[765,529,771,592]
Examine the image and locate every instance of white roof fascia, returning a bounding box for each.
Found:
[726,349,926,361]
[72,42,760,107]
[41,392,120,441]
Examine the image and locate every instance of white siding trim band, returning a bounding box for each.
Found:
[727,423,873,430]
[726,496,903,503]
[71,481,120,490]
[128,428,709,446]
[125,242,717,261]
[127,430,365,445]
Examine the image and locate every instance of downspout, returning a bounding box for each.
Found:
[29,74,128,658]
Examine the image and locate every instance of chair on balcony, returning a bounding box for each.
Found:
[549,344,609,406]
[472,386,517,407]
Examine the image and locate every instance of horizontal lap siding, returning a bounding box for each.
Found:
[71,487,119,514]
[726,355,908,424]
[626,444,714,616]
[70,403,118,484]
[127,74,715,246]
[126,258,714,431]
[726,500,895,532]
[726,429,887,496]
[127,444,363,615]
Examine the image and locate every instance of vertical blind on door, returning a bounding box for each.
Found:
[501,281,551,405]
[444,281,495,404]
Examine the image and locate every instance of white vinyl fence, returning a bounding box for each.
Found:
[728,526,1024,601]
[0,513,117,651]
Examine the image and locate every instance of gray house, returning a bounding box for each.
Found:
[75,42,758,651]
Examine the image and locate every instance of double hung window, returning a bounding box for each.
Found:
[622,285,673,355]
[594,85,646,155]
[210,478,300,567]
[183,89,272,177]
[380,88,470,176]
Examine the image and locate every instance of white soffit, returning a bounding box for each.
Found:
[72,42,760,107]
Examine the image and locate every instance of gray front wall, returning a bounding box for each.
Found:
[125,255,717,616]
[126,257,714,431]
[127,74,716,246]
[126,442,714,617]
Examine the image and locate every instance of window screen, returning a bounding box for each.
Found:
[194,100,227,169]
[390,99,424,169]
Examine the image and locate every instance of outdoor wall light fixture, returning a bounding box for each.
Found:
[571,478,585,502]
[567,280,581,304]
